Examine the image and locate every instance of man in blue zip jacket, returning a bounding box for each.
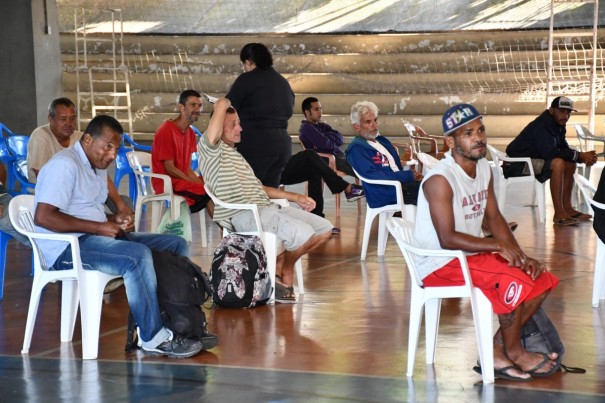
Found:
[346,101,423,209]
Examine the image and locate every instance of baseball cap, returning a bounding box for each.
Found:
[550,96,577,112]
[442,103,482,136]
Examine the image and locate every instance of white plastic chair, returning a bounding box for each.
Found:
[203,184,304,301]
[8,195,121,359]
[386,216,495,384]
[574,124,605,159]
[416,152,439,176]
[574,173,605,308]
[487,145,546,224]
[127,151,207,247]
[352,167,417,261]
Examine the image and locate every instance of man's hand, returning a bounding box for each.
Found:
[113,212,134,233]
[294,194,316,212]
[496,239,527,268]
[95,221,125,238]
[579,150,598,167]
[412,170,424,181]
[520,257,548,281]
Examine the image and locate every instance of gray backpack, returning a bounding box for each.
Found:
[521,307,585,374]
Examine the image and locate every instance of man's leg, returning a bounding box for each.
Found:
[549,158,573,222]
[127,232,189,257]
[497,292,558,375]
[561,160,586,217]
[335,154,357,178]
[276,230,331,286]
[281,151,327,216]
[231,204,332,287]
[54,234,168,344]
[423,253,559,377]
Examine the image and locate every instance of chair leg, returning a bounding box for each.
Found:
[22,277,53,354]
[407,289,424,377]
[150,201,163,232]
[128,173,137,205]
[79,273,114,360]
[424,298,441,365]
[470,290,495,383]
[377,212,391,258]
[264,233,278,302]
[536,181,546,224]
[355,178,362,215]
[134,200,144,232]
[361,208,379,261]
[593,241,605,308]
[198,210,208,248]
[335,193,340,217]
[60,279,80,343]
[294,259,304,295]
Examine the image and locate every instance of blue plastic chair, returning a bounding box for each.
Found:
[7,135,28,159]
[190,125,202,172]
[12,159,35,195]
[5,135,30,194]
[115,133,152,203]
[0,122,17,138]
[0,138,16,191]
[0,231,12,300]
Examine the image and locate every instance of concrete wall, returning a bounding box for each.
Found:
[0,1,62,133]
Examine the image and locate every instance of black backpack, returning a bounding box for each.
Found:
[125,250,213,351]
[210,233,272,308]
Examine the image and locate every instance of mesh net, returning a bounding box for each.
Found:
[56,1,605,137]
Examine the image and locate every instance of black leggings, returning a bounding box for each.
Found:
[280,150,350,216]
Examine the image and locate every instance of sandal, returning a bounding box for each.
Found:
[275,282,296,301]
[571,212,592,221]
[553,218,578,226]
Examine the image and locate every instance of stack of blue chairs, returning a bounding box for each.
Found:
[115,133,152,204]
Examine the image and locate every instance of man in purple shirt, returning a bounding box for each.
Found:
[298,97,356,177]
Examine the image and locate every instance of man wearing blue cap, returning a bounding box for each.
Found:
[413,103,560,381]
[505,96,597,225]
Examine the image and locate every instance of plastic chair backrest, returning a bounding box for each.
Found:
[0,138,13,162]
[127,151,153,197]
[9,195,52,270]
[123,133,152,152]
[417,152,439,169]
[7,135,29,159]
[0,123,16,138]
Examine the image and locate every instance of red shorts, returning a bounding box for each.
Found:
[423,252,559,314]
[171,177,206,207]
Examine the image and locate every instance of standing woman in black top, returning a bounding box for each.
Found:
[226,43,295,188]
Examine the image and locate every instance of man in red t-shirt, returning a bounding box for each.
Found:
[151,89,212,215]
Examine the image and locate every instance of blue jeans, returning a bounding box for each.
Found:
[53,232,189,345]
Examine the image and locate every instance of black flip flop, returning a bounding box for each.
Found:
[525,352,561,378]
[473,365,533,382]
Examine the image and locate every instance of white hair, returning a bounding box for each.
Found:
[350,101,379,125]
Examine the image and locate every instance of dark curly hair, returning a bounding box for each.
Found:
[239,43,273,69]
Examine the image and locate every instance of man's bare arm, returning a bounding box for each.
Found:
[205,98,231,146]
[263,186,316,212]
[424,175,518,255]
[34,202,122,238]
[162,160,201,183]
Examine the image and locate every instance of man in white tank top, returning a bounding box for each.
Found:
[414,104,560,381]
